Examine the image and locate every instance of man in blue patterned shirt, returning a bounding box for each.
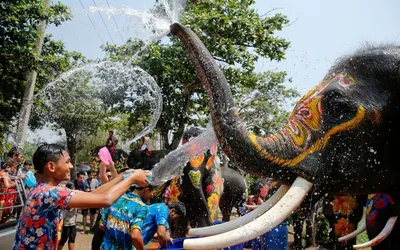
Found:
[141,202,186,248]
[100,185,157,250]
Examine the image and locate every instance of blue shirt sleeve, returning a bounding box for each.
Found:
[155,204,169,229]
[130,205,148,231]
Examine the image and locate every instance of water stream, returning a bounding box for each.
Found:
[27,0,219,184]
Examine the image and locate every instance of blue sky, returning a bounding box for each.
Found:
[48,0,400,96]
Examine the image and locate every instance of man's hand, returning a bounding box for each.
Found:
[106,161,115,170]
[122,169,135,175]
[129,169,151,187]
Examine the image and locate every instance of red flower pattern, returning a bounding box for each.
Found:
[13,182,73,250]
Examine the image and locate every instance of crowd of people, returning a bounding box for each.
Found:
[0,138,187,250]
[0,147,35,223]
[0,133,287,250]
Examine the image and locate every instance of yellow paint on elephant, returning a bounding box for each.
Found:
[365,193,376,215]
[249,107,365,167]
[190,154,205,169]
[301,97,322,130]
[285,122,310,150]
[207,193,219,221]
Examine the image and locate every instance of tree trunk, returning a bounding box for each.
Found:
[160,93,192,150]
[66,131,77,180]
[15,0,51,150]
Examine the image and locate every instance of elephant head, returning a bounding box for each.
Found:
[170,23,400,249]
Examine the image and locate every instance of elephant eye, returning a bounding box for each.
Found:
[297,108,311,118]
[322,90,357,127]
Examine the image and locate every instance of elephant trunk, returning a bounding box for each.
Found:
[170,23,299,181]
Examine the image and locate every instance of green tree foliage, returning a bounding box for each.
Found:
[30,70,106,176]
[74,130,109,164]
[103,0,299,149]
[0,0,76,143]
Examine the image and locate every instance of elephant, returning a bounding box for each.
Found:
[289,194,365,250]
[364,193,400,250]
[321,195,366,249]
[290,203,313,250]
[127,148,171,170]
[170,22,400,249]
[218,166,247,222]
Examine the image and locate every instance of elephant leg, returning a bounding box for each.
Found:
[304,216,313,248]
[219,194,233,222]
[289,213,304,250]
[220,204,232,222]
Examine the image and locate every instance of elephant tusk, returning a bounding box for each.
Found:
[188,185,289,236]
[183,177,312,249]
[353,216,398,249]
[338,208,367,242]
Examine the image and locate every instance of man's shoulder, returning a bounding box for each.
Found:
[150,203,168,214]
[121,193,146,206]
[150,202,167,209]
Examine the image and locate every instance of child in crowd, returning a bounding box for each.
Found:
[58,182,77,250]
[7,147,24,168]
[141,202,186,248]
[17,160,36,189]
[0,159,18,222]
[246,183,265,211]
[13,143,150,250]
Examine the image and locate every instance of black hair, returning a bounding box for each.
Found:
[66,182,74,189]
[33,143,67,174]
[77,172,85,178]
[6,157,18,167]
[23,160,33,166]
[169,202,186,217]
[250,182,263,195]
[134,184,158,192]
[7,147,23,158]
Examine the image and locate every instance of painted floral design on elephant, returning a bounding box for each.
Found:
[169,177,182,203]
[332,195,357,215]
[334,217,355,237]
[207,193,219,220]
